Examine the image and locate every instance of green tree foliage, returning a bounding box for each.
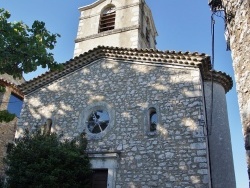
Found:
[0,8,61,78]
[4,130,92,188]
[0,110,15,123]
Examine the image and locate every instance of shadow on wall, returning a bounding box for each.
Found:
[17,58,209,186]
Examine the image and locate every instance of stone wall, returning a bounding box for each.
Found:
[0,87,11,111]
[0,118,17,176]
[74,0,141,56]
[17,59,210,187]
[222,0,250,179]
[204,82,236,187]
[74,0,157,56]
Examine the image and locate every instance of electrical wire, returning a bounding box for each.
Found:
[213,11,225,21]
[208,14,215,135]
[208,10,226,134]
[206,3,227,187]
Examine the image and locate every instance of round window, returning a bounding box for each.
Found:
[87,110,110,134]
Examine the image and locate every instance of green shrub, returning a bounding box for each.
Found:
[4,130,92,188]
[0,175,5,188]
[0,110,15,123]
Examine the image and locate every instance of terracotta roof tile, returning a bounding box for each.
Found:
[0,79,24,97]
[19,46,232,94]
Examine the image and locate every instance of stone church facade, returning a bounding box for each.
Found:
[16,0,236,187]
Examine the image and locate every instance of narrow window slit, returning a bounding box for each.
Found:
[149,107,157,132]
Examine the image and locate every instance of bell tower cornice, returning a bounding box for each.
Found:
[79,0,106,11]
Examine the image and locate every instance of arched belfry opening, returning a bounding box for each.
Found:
[99,5,116,33]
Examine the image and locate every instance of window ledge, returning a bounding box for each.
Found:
[147,131,157,137]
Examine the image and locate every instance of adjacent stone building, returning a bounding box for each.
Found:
[0,74,24,176]
[16,0,236,187]
[210,0,250,184]
[223,0,250,182]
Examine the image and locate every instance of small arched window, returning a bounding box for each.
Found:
[99,5,116,33]
[149,107,157,132]
[43,118,52,135]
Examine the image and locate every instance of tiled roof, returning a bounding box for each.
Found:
[19,46,233,94]
[0,74,25,86]
[203,70,233,93]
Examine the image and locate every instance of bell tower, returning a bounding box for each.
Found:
[74,0,158,57]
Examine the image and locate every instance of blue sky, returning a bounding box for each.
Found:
[1,0,247,187]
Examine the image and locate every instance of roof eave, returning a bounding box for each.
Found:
[18,46,214,95]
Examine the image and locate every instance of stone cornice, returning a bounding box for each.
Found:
[75,25,139,43]
[19,46,232,95]
[78,0,106,11]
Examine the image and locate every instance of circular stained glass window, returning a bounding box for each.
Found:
[87,110,110,134]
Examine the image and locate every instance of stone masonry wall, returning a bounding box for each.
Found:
[222,0,250,179]
[17,59,209,187]
[0,74,24,176]
[0,118,17,176]
[0,87,11,111]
